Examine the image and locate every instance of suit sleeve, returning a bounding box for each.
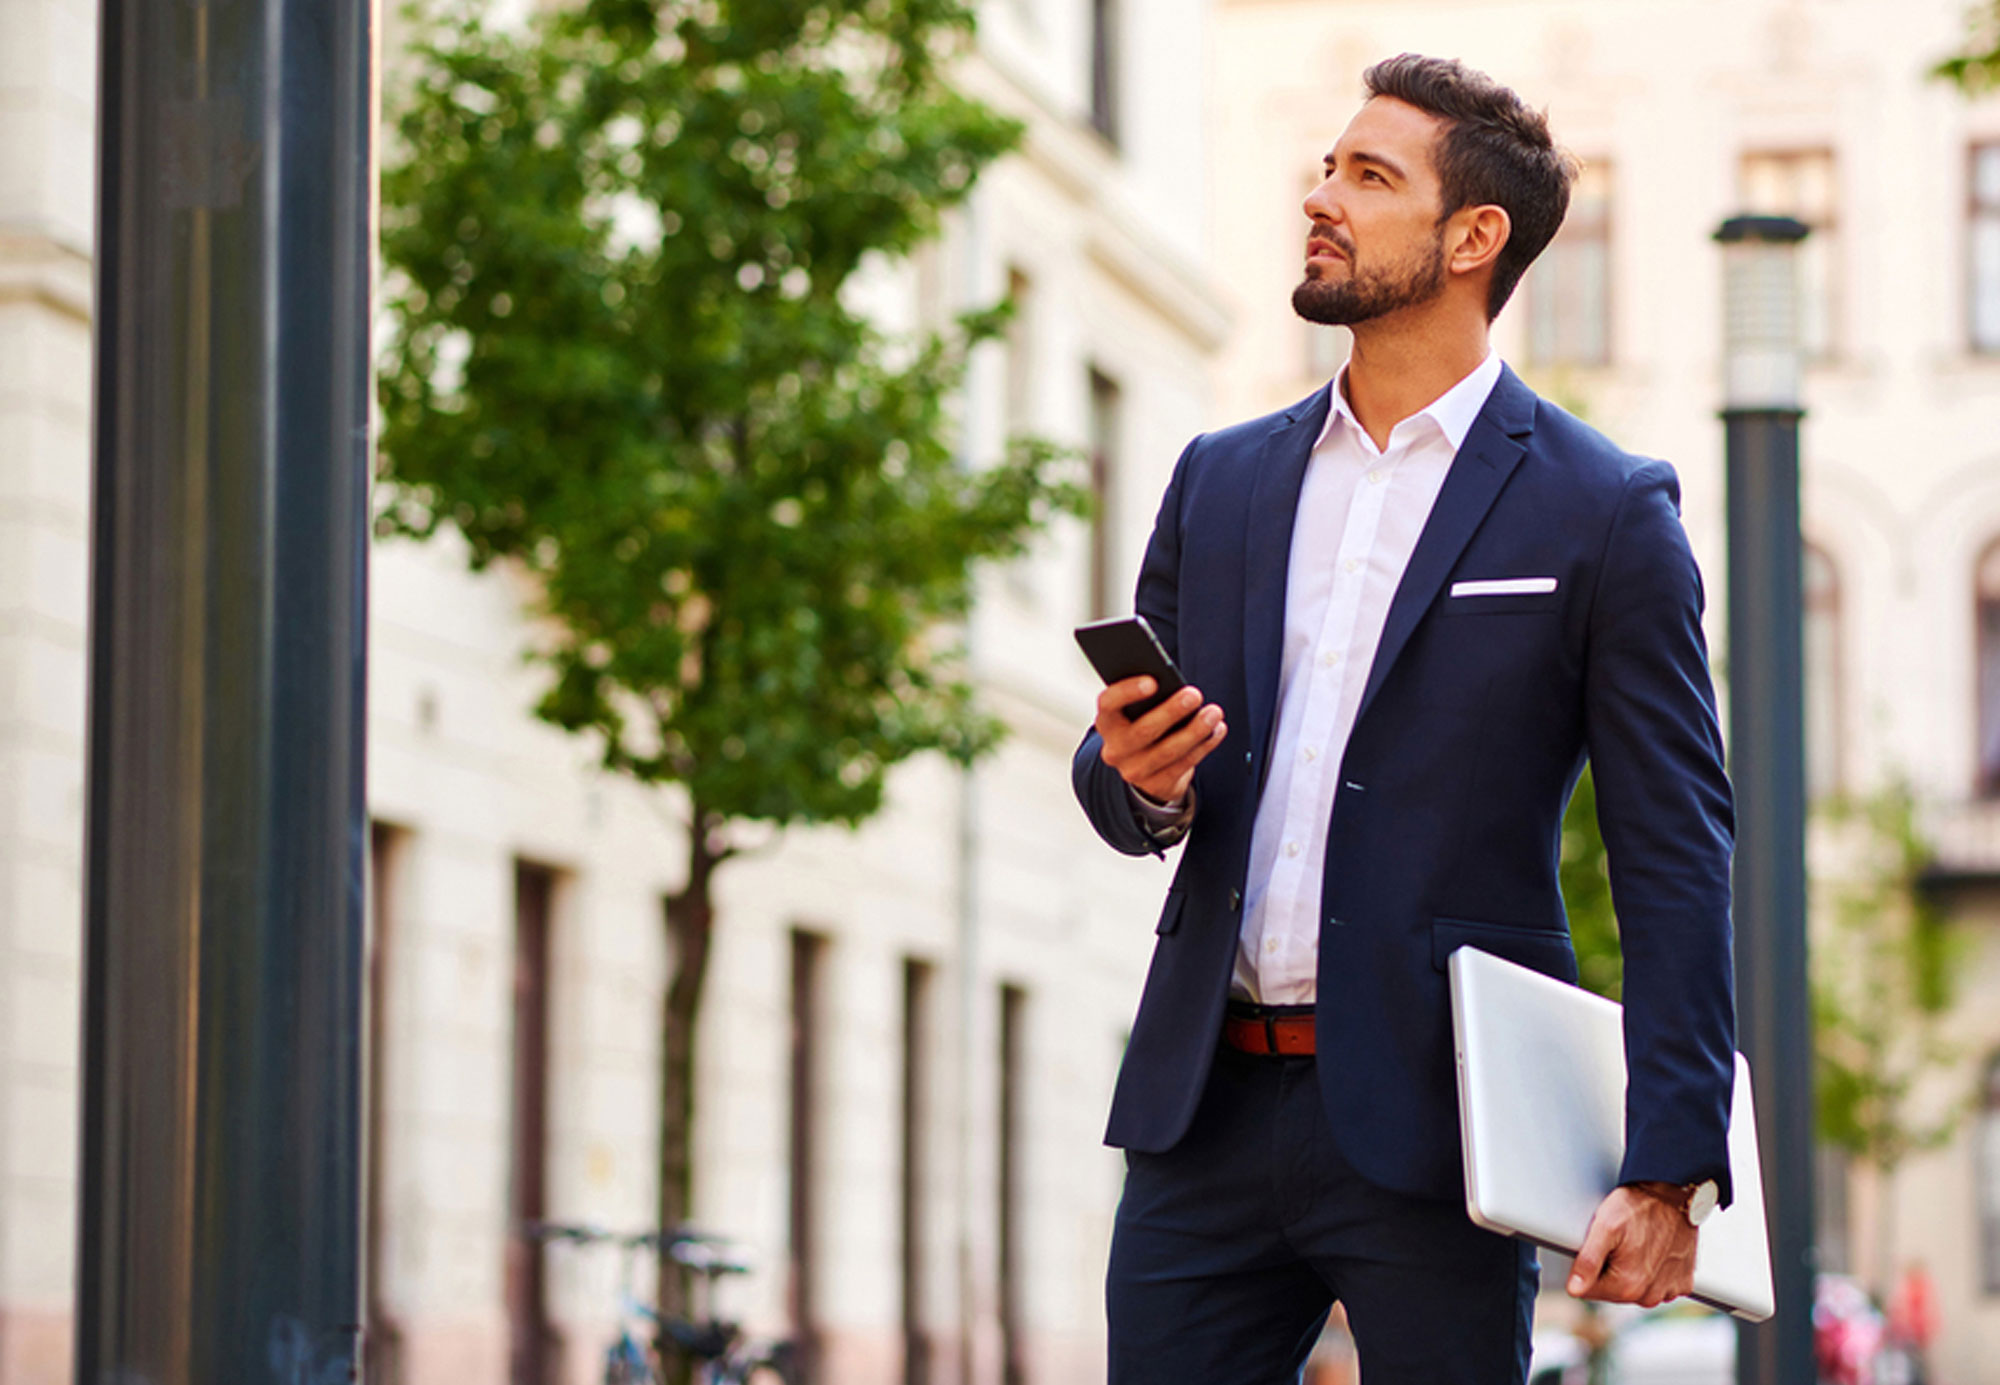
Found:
[1584,461,1739,1206]
[1071,434,1200,858]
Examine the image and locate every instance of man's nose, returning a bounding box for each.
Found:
[1302,177,1342,227]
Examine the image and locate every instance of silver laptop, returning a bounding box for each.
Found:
[1447,945,1775,1322]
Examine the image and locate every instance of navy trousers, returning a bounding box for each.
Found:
[1107,1046,1539,1385]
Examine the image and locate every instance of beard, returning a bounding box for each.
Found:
[1292,229,1448,326]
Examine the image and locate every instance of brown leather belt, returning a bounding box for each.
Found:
[1222,1005,1316,1056]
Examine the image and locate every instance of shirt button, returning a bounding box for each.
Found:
[1319,650,1339,668]
[1264,938,1280,955]
[1344,558,1361,574]
[1367,470,1385,486]
[1301,746,1318,763]
[1229,887,1243,910]
[1285,841,1301,858]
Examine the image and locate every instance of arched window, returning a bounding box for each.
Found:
[1804,542,1842,800]
[1976,541,2000,796]
[1980,1052,2000,1292]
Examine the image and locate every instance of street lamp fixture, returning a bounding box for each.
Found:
[1716,215,1811,412]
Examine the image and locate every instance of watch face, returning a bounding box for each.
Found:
[1688,1180,1720,1226]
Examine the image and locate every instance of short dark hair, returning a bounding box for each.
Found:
[1363,54,1578,320]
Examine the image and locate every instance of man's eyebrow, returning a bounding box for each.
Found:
[1324,149,1408,181]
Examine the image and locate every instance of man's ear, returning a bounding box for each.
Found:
[1447,204,1512,280]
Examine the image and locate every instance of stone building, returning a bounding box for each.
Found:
[1207,0,2000,1378]
[0,1,1224,1382]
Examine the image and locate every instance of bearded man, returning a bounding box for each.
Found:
[1072,54,1738,1385]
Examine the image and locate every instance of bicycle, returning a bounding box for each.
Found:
[523,1220,798,1385]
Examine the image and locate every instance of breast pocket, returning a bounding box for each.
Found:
[1438,590,1562,617]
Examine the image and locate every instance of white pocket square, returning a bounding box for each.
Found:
[1450,577,1558,597]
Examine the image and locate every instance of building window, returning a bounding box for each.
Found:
[900,958,935,1385]
[998,984,1029,1385]
[1089,0,1120,146]
[789,929,828,1382]
[1981,1052,2000,1292]
[507,861,561,1385]
[1978,541,2000,797]
[1005,268,1035,435]
[1740,150,1840,361]
[1525,159,1612,368]
[1088,368,1122,621]
[1804,543,1842,800]
[366,824,407,1385]
[1973,143,2000,354]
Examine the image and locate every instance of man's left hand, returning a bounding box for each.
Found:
[1566,1184,1698,1308]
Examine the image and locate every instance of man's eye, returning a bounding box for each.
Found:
[1362,169,1386,184]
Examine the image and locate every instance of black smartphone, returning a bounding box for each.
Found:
[1073,615,1188,721]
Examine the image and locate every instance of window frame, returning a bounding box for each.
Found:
[1970,140,2000,356]
[1523,156,1615,370]
[1737,147,1842,364]
[1975,538,2000,799]
[1088,0,1120,147]
[1803,541,1844,800]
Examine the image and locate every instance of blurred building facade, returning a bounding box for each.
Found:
[1208,0,2000,1377]
[16,0,2000,1380]
[0,3,1222,1384]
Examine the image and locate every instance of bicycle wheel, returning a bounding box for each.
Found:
[604,1338,655,1385]
[737,1345,799,1385]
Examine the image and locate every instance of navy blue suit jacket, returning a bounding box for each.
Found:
[1073,366,1737,1206]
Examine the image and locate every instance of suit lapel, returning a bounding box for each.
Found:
[1352,366,1538,730]
[1242,385,1333,773]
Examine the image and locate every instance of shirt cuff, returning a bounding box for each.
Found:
[1126,782,1195,846]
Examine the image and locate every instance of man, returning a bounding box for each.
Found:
[1072,55,1737,1385]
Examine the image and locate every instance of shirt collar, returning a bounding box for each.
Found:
[1315,350,1504,456]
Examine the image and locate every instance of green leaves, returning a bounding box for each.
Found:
[1810,783,1970,1171]
[380,0,1080,835]
[1934,2,2000,93]
[1560,765,1623,1002]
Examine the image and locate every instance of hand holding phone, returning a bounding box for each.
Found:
[1074,615,1188,720]
[1074,615,1228,804]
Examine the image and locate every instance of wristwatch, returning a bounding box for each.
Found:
[1629,1179,1721,1227]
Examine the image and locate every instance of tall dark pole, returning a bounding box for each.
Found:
[1718,216,1816,1385]
[77,2,373,1382]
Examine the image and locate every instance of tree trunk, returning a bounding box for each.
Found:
[1873,1161,1898,1301]
[659,808,723,1379]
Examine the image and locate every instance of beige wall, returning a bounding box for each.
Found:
[0,0,94,1376]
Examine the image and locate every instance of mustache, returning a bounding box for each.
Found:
[1306,226,1353,259]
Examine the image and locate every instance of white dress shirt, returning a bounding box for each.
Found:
[1233,352,1504,1003]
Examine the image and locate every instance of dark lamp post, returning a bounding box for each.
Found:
[1716,212,1815,1385]
[76,4,373,1381]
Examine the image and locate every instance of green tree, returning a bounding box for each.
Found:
[1935,0,2000,90]
[1811,784,1968,1292]
[378,0,1082,1332]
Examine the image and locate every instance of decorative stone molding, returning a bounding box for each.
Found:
[0,225,91,326]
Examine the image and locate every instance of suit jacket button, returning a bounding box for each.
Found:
[1229,888,1242,911]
